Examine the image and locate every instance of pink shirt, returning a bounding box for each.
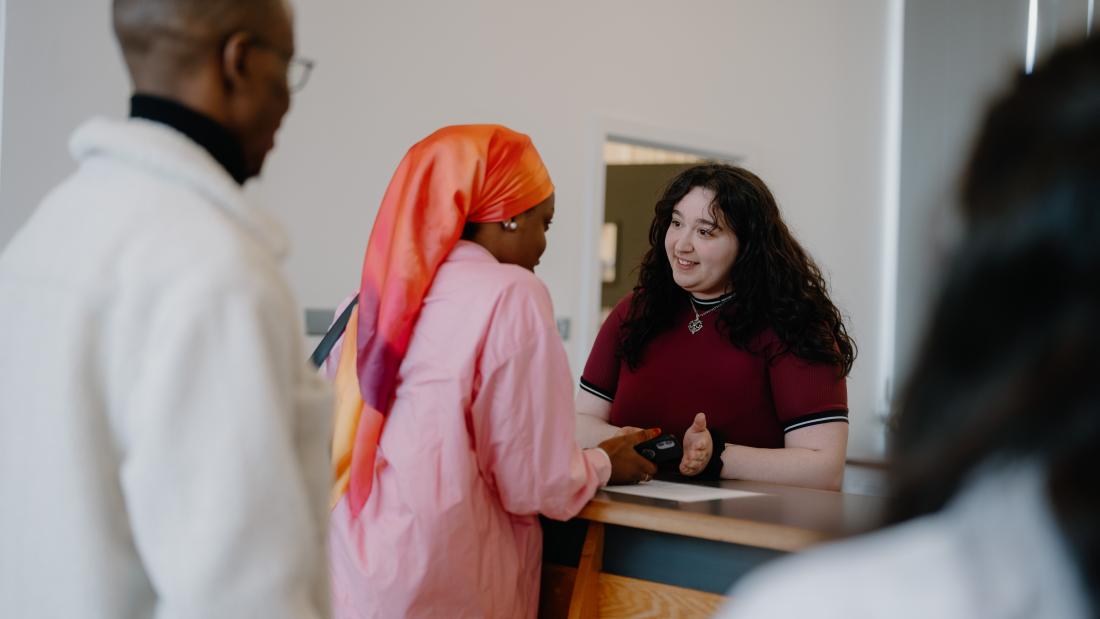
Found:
[327,241,611,618]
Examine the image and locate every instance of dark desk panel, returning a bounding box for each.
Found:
[542,479,887,606]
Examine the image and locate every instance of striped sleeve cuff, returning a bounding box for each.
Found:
[782,410,849,433]
[579,377,614,403]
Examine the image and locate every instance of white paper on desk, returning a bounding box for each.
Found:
[602,480,763,503]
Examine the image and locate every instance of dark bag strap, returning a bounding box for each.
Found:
[309,297,359,369]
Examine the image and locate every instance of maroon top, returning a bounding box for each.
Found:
[581,294,848,448]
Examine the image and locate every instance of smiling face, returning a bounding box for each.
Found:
[664,186,739,298]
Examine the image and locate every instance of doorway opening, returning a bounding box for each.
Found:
[597,138,735,321]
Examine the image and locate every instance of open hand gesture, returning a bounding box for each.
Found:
[679,413,712,476]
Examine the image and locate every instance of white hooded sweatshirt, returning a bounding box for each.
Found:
[0,117,332,619]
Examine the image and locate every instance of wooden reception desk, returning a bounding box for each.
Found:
[539,479,887,619]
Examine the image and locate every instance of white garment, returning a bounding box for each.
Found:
[719,463,1090,618]
[0,118,333,619]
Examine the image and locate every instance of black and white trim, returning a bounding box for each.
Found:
[689,292,735,308]
[782,410,849,433]
[579,378,615,403]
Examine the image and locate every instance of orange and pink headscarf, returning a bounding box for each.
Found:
[330,125,554,516]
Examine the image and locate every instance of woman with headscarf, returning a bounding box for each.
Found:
[322,125,658,618]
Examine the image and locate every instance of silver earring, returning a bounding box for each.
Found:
[501,220,518,231]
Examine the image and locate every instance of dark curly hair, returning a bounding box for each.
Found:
[888,37,1100,613]
[617,163,856,376]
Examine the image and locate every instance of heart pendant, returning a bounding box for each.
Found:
[688,318,703,334]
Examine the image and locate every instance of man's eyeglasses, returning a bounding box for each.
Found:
[286,56,315,93]
[251,38,315,93]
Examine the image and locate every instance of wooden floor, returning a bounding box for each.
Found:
[540,565,725,619]
[539,519,727,619]
[538,477,887,617]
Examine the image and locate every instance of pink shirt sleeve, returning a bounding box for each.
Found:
[469,280,609,521]
[588,448,612,485]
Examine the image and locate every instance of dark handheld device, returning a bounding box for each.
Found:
[634,434,683,465]
[309,297,359,368]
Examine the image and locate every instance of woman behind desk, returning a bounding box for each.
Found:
[576,164,856,490]
[322,125,658,618]
[723,37,1100,618]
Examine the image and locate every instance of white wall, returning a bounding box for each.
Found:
[894,0,1029,386]
[1,0,898,459]
[893,0,1098,385]
[0,1,129,242]
[0,0,5,182]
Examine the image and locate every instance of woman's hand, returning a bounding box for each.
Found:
[598,428,660,484]
[679,413,712,476]
[614,425,644,437]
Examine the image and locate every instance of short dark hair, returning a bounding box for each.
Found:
[112,0,284,72]
[889,36,1100,613]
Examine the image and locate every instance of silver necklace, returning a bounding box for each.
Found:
[688,296,731,334]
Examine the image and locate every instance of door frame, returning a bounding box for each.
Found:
[575,117,744,372]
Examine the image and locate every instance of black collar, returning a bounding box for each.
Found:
[129,94,249,185]
[690,292,735,308]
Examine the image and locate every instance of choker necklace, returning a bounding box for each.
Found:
[687,294,732,334]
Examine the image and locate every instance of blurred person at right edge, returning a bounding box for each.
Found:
[718,35,1100,619]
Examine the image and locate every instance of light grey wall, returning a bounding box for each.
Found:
[0,0,5,183]
[0,0,5,181]
[600,163,693,311]
[0,1,128,245]
[1039,0,1096,60]
[894,0,1029,386]
[893,0,1098,391]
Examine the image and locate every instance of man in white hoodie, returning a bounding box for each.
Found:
[0,2,331,618]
